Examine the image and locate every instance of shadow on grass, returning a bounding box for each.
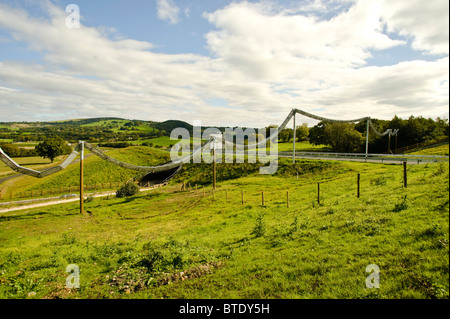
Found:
[0,211,52,222]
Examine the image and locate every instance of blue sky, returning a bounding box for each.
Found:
[0,0,448,127]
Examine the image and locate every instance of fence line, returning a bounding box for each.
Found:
[0,180,150,201]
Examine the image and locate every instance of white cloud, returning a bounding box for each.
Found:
[156,0,180,25]
[380,0,449,55]
[204,1,405,80]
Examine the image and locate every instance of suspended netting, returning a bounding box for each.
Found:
[368,120,399,137]
[0,108,397,179]
[223,108,393,149]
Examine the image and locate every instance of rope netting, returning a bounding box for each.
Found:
[0,108,396,178]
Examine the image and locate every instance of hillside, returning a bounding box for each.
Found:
[0,159,448,299]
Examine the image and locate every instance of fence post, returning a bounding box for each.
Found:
[357,173,360,198]
[226,189,228,201]
[287,190,289,208]
[241,190,244,205]
[403,161,407,188]
[317,182,320,205]
[261,191,264,206]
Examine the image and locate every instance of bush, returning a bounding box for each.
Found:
[98,142,131,148]
[116,182,140,198]
[251,213,266,237]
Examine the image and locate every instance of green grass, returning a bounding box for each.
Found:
[0,159,448,299]
[276,140,331,152]
[409,143,449,156]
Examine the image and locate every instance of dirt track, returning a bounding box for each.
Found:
[0,186,158,214]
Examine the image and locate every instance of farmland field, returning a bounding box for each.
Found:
[0,149,448,299]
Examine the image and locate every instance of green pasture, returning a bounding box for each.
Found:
[0,155,448,299]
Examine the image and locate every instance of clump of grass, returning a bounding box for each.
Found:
[371,176,387,186]
[393,195,409,212]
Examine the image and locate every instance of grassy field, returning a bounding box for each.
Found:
[0,156,448,299]
[409,143,449,156]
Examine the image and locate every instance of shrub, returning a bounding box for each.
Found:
[116,182,140,198]
[251,213,266,237]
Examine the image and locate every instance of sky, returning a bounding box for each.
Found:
[0,0,448,128]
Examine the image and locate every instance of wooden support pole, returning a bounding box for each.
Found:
[213,148,216,190]
[80,141,84,214]
[261,191,264,206]
[293,112,296,164]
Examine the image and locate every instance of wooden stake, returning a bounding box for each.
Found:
[357,173,360,198]
[317,182,320,205]
[403,161,407,188]
[241,190,244,205]
[261,191,264,206]
[287,191,289,208]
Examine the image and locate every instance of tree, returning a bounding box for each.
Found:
[295,123,309,142]
[324,123,365,153]
[35,137,72,162]
[278,129,293,143]
[0,143,21,157]
[309,122,328,146]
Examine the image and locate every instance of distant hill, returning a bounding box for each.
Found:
[153,120,193,133]
[47,117,125,125]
